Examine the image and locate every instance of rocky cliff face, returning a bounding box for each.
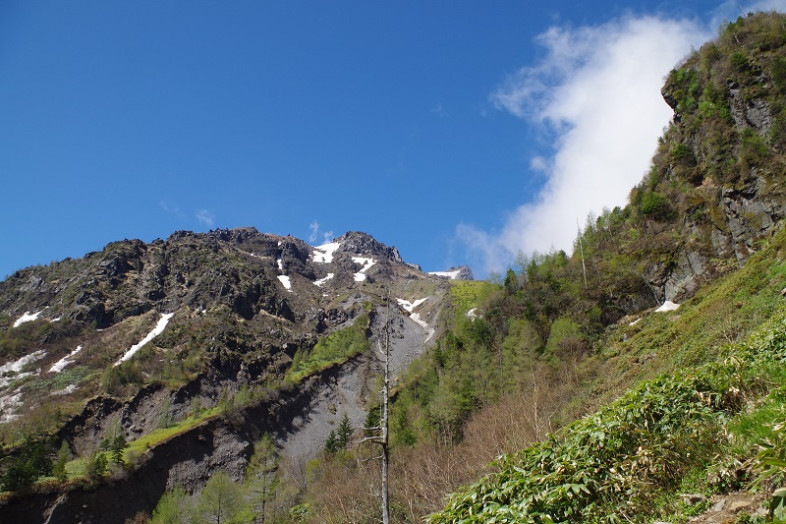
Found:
[0,227,460,522]
[628,13,786,303]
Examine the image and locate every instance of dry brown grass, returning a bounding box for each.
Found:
[305,361,585,523]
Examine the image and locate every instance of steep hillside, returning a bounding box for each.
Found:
[0,228,465,522]
[421,12,786,524]
[277,12,786,524]
[5,11,786,524]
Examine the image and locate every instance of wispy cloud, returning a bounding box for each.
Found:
[457,14,712,276]
[196,209,215,228]
[160,200,186,221]
[308,221,333,244]
[309,221,319,243]
[430,103,447,117]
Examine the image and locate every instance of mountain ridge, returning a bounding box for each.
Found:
[0,227,467,522]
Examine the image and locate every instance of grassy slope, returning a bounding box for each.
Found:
[428,226,786,523]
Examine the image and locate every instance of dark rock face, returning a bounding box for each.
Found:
[645,21,786,302]
[0,226,451,523]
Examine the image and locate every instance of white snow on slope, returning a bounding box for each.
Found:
[313,242,341,263]
[0,350,46,389]
[0,390,24,423]
[396,298,428,313]
[654,301,680,313]
[115,313,174,366]
[352,256,376,282]
[429,270,461,280]
[51,384,78,396]
[49,345,83,373]
[13,310,43,328]
[278,275,293,292]
[396,298,434,341]
[314,273,334,287]
[277,258,284,271]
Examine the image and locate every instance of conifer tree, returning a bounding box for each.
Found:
[53,441,70,481]
[324,429,339,454]
[336,412,353,448]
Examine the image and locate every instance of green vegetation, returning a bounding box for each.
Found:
[430,317,786,522]
[293,17,786,520]
[287,314,371,383]
[0,437,53,491]
[151,434,285,524]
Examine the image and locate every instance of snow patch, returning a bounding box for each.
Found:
[51,384,78,396]
[654,301,680,313]
[429,270,461,280]
[314,273,334,287]
[396,298,427,313]
[312,242,341,263]
[628,318,641,326]
[13,310,42,328]
[0,390,24,423]
[115,313,175,366]
[277,258,284,271]
[0,350,46,389]
[278,275,293,292]
[49,345,83,373]
[352,256,376,282]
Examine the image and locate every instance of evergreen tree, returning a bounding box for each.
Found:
[324,430,339,454]
[110,433,127,466]
[336,412,353,448]
[86,451,108,481]
[0,438,53,491]
[53,441,70,481]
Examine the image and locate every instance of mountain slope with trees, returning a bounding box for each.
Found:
[4,11,786,524]
[288,12,786,523]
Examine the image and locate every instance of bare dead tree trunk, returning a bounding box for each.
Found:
[381,288,390,524]
[360,289,391,524]
[577,219,587,288]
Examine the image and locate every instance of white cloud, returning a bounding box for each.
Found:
[529,156,548,172]
[160,200,186,220]
[457,14,712,275]
[196,209,215,227]
[308,221,334,244]
[309,221,319,243]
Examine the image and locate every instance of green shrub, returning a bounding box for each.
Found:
[287,315,370,383]
[639,191,672,219]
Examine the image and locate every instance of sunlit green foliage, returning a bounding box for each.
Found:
[430,316,786,523]
[287,314,370,383]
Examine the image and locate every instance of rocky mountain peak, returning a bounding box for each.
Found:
[331,231,404,263]
[429,265,474,280]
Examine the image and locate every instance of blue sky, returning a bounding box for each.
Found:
[1,1,784,280]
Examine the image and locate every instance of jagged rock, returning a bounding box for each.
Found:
[0,226,452,523]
